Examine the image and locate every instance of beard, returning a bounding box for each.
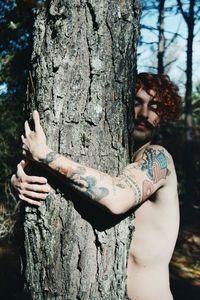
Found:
[132,118,159,144]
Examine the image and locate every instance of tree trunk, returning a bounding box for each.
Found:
[157,0,165,74]
[184,0,195,208]
[177,0,195,208]
[24,1,141,299]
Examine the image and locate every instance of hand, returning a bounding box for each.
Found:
[11,160,50,207]
[22,110,51,161]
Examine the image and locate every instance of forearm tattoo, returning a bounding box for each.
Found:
[40,150,109,202]
[40,151,59,164]
[63,165,109,202]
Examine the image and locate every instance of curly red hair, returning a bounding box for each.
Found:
[136,73,182,121]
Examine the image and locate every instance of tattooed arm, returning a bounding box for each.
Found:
[19,111,173,213]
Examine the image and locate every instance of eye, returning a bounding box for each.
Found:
[150,102,161,112]
[134,97,142,107]
[151,103,158,110]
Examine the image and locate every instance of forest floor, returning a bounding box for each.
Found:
[0,205,199,300]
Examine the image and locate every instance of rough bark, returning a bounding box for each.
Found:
[24,1,141,299]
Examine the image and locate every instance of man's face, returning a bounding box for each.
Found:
[133,88,161,144]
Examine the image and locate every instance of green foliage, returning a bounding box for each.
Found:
[0,1,41,202]
[0,95,24,185]
[0,0,35,93]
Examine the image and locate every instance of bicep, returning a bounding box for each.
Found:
[118,146,173,205]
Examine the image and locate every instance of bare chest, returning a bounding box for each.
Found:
[129,197,180,265]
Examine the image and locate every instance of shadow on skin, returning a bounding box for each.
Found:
[25,161,133,231]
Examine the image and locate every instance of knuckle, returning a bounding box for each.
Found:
[11,174,16,184]
[19,181,24,188]
[41,193,47,199]
[18,194,24,200]
[21,175,27,183]
[40,186,47,193]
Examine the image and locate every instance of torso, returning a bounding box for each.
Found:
[127,147,180,300]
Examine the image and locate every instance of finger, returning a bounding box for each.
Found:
[17,160,31,180]
[33,110,41,132]
[27,175,48,184]
[22,144,28,151]
[21,134,25,142]
[17,161,26,177]
[11,174,17,186]
[22,149,29,157]
[25,120,31,136]
[21,190,49,200]
[25,183,50,193]
[19,194,42,207]
[20,160,29,169]
[17,161,48,184]
[21,135,28,148]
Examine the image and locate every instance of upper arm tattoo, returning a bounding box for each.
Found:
[116,171,142,205]
[142,180,154,199]
[115,147,171,205]
[139,147,171,183]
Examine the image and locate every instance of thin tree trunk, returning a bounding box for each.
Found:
[24,1,141,299]
[185,0,194,144]
[157,0,165,73]
[177,0,195,208]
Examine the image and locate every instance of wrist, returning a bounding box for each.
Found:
[38,149,58,165]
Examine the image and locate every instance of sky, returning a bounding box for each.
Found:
[0,1,199,96]
[137,0,200,94]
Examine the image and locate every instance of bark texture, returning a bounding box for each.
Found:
[24,1,141,299]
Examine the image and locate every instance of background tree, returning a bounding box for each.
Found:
[191,82,200,207]
[138,0,181,75]
[177,0,199,208]
[138,0,200,212]
[23,1,141,299]
[157,0,165,73]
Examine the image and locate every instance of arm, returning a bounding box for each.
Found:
[21,111,172,213]
[38,146,172,214]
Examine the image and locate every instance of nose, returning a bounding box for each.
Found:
[138,104,149,119]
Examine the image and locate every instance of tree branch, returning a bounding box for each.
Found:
[177,0,189,24]
[164,58,178,69]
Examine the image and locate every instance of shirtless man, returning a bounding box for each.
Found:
[11,73,182,300]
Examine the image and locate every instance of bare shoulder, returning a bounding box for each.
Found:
[118,144,177,205]
[132,144,177,187]
[134,144,174,169]
[136,145,177,187]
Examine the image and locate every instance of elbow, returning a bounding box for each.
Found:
[105,199,129,215]
[109,207,126,215]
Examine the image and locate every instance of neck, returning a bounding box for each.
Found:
[133,140,151,152]
[132,141,151,161]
